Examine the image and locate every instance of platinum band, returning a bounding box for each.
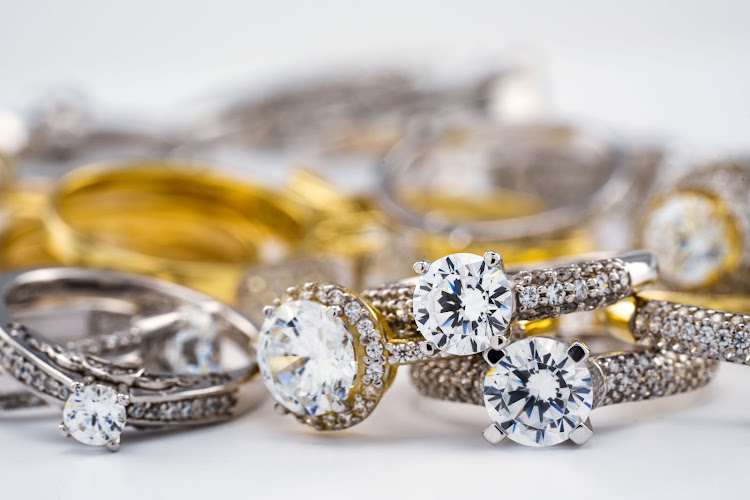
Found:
[363,251,658,336]
[411,344,718,409]
[0,268,259,430]
[632,296,750,366]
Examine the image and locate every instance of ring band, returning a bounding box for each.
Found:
[0,267,259,451]
[410,336,718,447]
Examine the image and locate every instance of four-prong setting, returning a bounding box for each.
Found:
[412,252,514,356]
[257,282,393,430]
[413,260,432,276]
[482,423,507,446]
[482,336,595,447]
[62,383,128,451]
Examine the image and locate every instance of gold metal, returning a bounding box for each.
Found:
[43,161,315,303]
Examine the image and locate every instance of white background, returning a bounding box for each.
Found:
[1,1,749,499]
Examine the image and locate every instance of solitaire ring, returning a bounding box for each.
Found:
[411,335,718,447]
[0,267,259,452]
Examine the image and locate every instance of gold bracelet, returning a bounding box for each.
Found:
[44,160,314,302]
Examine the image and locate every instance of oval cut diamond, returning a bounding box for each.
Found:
[63,385,127,446]
[413,253,513,355]
[483,337,593,447]
[258,300,357,416]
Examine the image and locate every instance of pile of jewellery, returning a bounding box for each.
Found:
[0,68,747,450]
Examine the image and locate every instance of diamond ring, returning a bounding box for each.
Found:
[412,336,718,447]
[640,159,750,291]
[0,267,259,452]
[257,281,440,431]
[364,250,658,357]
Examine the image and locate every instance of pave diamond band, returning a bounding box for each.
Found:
[411,337,718,447]
[630,294,750,366]
[363,251,657,349]
[0,268,259,451]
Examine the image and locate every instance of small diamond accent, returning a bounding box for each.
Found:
[546,283,565,306]
[596,274,610,295]
[518,287,539,308]
[574,280,588,301]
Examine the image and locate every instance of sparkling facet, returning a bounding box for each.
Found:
[63,385,127,446]
[546,283,565,306]
[574,280,588,301]
[518,287,539,309]
[596,274,610,295]
[483,337,593,447]
[413,253,513,355]
[257,300,357,416]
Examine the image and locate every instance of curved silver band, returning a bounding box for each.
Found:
[0,268,259,429]
[363,251,658,338]
[631,296,750,366]
[411,342,718,409]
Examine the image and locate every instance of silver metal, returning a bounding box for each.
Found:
[489,334,508,350]
[331,400,348,413]
[482,423,506,445]
[568,420,594,445]
[0,267,260,451]
[106,437,121,453]
[567,340,591,365]
[413,260,432,276]
[326,306,342,319]
[418,341,438,357]
[483,251,504,270]
[262,306,275,318]
[482,347,506,367]
[274,402,290,416]
[58,422,70,438]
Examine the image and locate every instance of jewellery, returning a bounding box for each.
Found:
[256,281,439,431]
[608,291,750,366]
[44,161,313,302]
[367,250,657,356]
[640,159,750,291]
[379,122,660,260]
[411,336,718,447]
[0,267,259,451]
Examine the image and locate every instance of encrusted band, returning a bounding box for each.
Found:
[631,295,750,366]
[0,267,259,451]
[362,251,656,337]
[411,345,719,408]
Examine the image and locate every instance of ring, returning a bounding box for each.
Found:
[379,122,659,257]
[368,250,657,356]
[44,161,313,302]
[0,267,259,451]
[640,158,750,291]
[607,291,750,366]
[256,281,447,431]
[411,335,718,447]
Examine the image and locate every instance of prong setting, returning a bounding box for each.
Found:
[413,260,432,275]
[418,341,438,357]
[567,340,590,365]
[568,420,594,445]
[483,347,506,366]
[106,437,121,452]
[490,334,508,350]
[263,305,275,318]
[482,423,507,445]
[325,305,342,319]
[58,422,70,438]
[483,251,504,270]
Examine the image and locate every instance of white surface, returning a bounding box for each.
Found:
[1,2,750,499]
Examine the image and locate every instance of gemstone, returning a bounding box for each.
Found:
[698,326,714,344]
[413,253,513,355]
[365,343,384,358]
[642,192,736,288]
[546,283,565,306]
[733,330,749,349]
[344,301,363,321]
[163,306,220,374]
[518,287,539,308]
[257,300,357,416]
[483,337,594,447]
[596,274,610,295]
[574,280,588,301]
[63,385,127,446]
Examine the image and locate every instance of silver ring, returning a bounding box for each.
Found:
[378,122,657,242]
[411,335,718,447]
[0,267,259,452]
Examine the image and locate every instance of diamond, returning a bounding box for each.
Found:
[483,337,593,447]
[643,192,736,288]
[413,253,513,355]
[518,287,539,309]
[546,283,565,306]
[163,307,220,375]
[574,280,588,301]
[698,326,714,344]
[733,330,749,349]
[257,299,357,417]
[62,385,127,446]
[344,301,363,321]
[365,343,384,358]
[596,274,610,295]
